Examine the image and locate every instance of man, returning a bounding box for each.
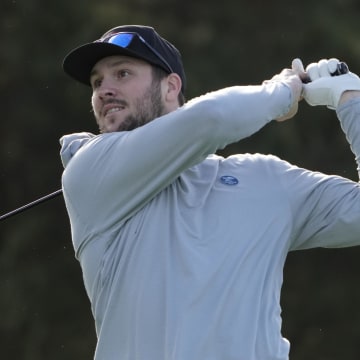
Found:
[60,25,360,360]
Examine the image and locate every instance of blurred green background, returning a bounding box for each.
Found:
[1,0,360,358]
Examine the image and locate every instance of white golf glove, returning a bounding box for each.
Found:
[292,58,360,109]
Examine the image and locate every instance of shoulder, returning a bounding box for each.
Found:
[60,132,96,167]
[222,152,288,168]
[218,153,298,185]
[60,132,130,168]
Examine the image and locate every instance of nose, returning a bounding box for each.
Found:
[97,78,118,99]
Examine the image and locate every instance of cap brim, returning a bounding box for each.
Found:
[63,42,156,86]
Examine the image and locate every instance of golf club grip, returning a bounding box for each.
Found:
[331,61,349,76]
[302,61,349,83]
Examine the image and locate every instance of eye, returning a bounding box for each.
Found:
[117,69,130,78]
[91,78,102,89]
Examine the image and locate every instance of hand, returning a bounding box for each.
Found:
[293,58,360,109]
[265,67,303,122]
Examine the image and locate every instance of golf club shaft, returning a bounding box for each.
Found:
[0,189,63,221]
[0,63,350,222]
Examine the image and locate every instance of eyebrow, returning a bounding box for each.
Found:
[90,59,135,78]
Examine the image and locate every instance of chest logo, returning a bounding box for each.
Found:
[220,175,239,185]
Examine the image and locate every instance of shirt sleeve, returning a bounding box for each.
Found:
[62,82,293,240]
[284,98,360,250]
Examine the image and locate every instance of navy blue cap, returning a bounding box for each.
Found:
[63,25,186,93]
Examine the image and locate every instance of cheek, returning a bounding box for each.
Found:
[91,95,97,112]
[91,98,102,128]
[91,96,101,119]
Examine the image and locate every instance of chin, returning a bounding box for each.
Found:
[104,124,121,133]
[101,116,124,132]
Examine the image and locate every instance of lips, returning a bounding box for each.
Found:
[103,104,125,117]
[105,106,123,116]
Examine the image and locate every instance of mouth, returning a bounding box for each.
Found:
[103,105,125,117]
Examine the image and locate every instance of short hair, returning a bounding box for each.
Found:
[151,66,185,106]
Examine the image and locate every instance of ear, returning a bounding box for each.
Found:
[163,73,182,103]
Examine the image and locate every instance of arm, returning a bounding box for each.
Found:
[337,95,360,179]
[339,90,360,106]
[286,60,360,249]
[300,58,360,178]
[287,97,360,250]
[62,79,299,235]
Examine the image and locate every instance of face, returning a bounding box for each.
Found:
[90,55,166,133]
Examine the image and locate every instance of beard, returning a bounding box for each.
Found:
[98,78,165,133]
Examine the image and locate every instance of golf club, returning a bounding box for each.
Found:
[0,62,350,222]
[0,189,62,221]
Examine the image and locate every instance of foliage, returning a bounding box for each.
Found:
[1,0,360,358]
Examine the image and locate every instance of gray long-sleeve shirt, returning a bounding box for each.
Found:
[60,82,360,360]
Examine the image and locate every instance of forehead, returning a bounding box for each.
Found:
[90,55,150,76]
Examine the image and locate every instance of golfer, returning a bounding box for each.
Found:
[60,24,360,359]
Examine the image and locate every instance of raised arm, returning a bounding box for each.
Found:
[62,73,301,235]
[285,59,360,249]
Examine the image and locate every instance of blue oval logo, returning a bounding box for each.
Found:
[220,175,239,185]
